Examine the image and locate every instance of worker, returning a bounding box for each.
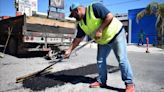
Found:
[138,29,145,46]
[64,3,135,92]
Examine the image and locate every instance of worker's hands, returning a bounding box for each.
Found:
[95,28,102,40]
[64,49,72,59]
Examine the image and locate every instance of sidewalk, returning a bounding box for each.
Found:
[127,45,164,54]
[79,42,164,54]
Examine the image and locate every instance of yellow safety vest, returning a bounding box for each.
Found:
[79,4,123,45]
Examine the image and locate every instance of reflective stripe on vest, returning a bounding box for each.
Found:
[79,5,123,45]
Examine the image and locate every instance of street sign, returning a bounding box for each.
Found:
[48,11,65,19]
[49,0,64,9]
[16,0,37,16]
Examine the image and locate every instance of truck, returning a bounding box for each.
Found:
[0,14,76,56]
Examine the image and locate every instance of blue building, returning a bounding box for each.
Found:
[128,8,158,45]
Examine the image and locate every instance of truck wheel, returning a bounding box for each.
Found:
[7,37,18,55]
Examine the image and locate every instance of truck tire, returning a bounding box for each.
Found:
[7,37,18,55]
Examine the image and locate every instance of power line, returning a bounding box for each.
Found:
[64,0,140,14]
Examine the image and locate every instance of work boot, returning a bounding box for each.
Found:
[89,81,106,88]
[125,84,135,92]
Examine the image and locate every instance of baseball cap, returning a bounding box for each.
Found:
[69,3,80,17]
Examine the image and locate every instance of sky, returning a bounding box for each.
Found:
[0,0,164,17]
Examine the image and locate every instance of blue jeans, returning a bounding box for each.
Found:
[96,28,133,85]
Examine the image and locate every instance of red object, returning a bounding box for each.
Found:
[2,16,10,20]
[125,84,135,92]
[146,37,150,53]
[25,36,29,40]
[30,36,34,40]
[89,81,107,88]
[16,11,22,16]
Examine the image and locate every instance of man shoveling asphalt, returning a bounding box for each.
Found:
[64,3,135,92]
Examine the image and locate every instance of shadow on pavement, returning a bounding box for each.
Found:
[23,64,122,91]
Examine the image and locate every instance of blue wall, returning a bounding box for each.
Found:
[128,8,157,45]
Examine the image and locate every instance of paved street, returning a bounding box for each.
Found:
[0,44,164,92]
